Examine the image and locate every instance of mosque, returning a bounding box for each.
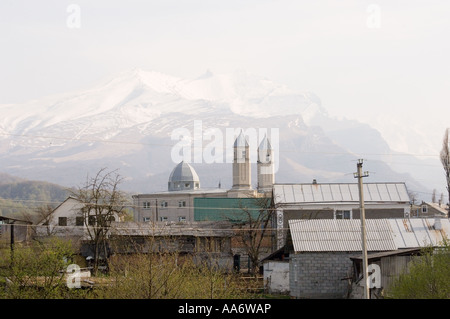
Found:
[132,131,274,222]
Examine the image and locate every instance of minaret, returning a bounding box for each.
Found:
[257,134,274,193]
[232,130,251,190]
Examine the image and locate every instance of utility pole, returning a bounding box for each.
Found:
[10,222,15,267]
[354,159,369,299]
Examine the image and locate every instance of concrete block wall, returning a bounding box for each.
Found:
[289,252,354,299]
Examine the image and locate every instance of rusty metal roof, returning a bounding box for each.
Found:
[274,183,410,204]
[388,218,450,248]
[289,218,450,253]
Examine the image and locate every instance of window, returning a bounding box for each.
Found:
[178,216,186,222]
[58,217,67,226]
[335,210,351,219]
[160,201,168,208]
[143,217,151,222]
[178,200,186,208]
[143,201,150,209]
[195,183,199,188]
[160,216,168,221]
[185,183,190,188]
[88,216,96,226]
[422,205,428,213]
[75,216,84,226]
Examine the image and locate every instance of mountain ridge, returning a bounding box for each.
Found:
[0,68,437,200]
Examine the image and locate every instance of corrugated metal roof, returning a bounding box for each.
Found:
[288,219,397,252]
[110,221,234,237]
[274,183,410,204]
[388,218,450,248]
[289,218,450,253]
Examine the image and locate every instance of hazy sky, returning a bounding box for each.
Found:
[1,1,449,148]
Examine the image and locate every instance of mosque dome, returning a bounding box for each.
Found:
[168,161,200,191]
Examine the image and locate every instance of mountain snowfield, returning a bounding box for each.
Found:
[0,68,444,200]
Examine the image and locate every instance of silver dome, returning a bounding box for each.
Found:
[168,161,200,191]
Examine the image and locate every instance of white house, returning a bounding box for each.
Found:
[36,196,122,239]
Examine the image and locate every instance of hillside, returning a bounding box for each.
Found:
[0,172,70,219]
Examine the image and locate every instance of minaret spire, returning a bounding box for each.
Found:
[257,134,274,193]
[232,130,251,190]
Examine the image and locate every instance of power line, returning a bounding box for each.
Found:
[0,131,442,158]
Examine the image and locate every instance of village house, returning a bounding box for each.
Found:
[410,201,449,218]
[107,220,235,270]
[33,196,124,258]
[272,182,411,250]
[286,218,449,299]
[35,197,122,236]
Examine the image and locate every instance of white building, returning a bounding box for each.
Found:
[36,196,122,238]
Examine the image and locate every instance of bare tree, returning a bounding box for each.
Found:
[233,195,276,276]
[22,205,59,237]
[70,168,127,275]
[440,128,450,215]
[408,190,418,206]
[22,204,53,224]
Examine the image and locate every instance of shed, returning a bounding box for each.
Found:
[288,219,397,299]
[287,218,449,299]
[0,216,32,247]
[349,247,423,298]
[261,246,290,294]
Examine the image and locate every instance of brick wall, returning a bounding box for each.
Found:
[289,252,354,299]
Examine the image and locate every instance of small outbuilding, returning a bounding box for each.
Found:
[261,247,290,294]
[288,218,449,299]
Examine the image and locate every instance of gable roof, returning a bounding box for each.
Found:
[423,202,449,216]
[36,196,82,225]
[274,183,410,205]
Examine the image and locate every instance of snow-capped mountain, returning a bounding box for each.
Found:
[0,68,439,200]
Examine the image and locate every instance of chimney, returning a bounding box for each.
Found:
[434,218,442,230]
[312,179,317,185]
